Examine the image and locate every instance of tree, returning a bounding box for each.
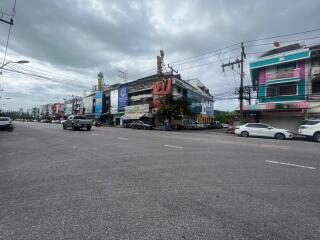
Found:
[156,96,192,125]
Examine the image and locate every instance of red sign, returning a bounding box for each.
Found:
[152,79,172,108]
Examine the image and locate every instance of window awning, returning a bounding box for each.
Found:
[265,78,300,85]
[121,113,144,120]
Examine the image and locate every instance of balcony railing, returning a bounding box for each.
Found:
[266,68,301,81]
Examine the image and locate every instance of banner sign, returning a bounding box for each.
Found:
[244,101,310,111]
[118,85,128,112]
[125,104,149,114]
[83,96,93,114]
[95,91,103,117]
[110,89,119,114]
[152,79,172,108]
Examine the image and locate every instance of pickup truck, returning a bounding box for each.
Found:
[62,115,93,131]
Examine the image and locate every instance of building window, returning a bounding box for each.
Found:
[312,79,320,94]
[276,62,296,74]
[266,84,297,97]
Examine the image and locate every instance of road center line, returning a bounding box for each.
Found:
[265,160,316,170]
[163,144,183,149]
[118,137,128,141]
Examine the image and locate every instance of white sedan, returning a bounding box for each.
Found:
[235,123,293,140]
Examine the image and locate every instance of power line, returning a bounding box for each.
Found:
[168,42,241,65]
[244,27,320,43]
[245,36,320,47]
[1,0,16,72]
[171,47,240,67]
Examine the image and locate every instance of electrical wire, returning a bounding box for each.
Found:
[168,42,241,65]
[244,36,320,47]
[244,27,320,43]
[1,0,16,72]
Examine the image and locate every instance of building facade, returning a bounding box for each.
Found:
[248,43,320,132]
[88,73,214,127]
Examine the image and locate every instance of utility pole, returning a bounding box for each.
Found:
[118,70,128,84]
[221,42,246,123]
[0,18,13,25]
[167,64,178,76]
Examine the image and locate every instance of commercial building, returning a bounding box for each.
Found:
[90,73,214,127]
[248,43,320,132]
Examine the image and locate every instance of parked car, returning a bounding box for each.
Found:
[130,120,152,130]
[62,115,93,131]
[208,121,222,129]
[0,117,14,132]
[40,119,50,123]
[184,121,205,129]
[298,119,320,142]
[235,123,293,140]
[51,119,61,124]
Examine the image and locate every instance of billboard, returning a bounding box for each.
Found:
[118,85,128,112]
[125,104,149,114]
[152,79,172,108]
[110,89,119,114]
[83,96,93,114]
[95,91,103,117]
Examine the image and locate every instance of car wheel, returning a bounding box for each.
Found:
[131,125,135,129]
[313,132,320,142]
[63,124,67,130]
[87,126,91,131]
[240,131,249,137]
[275,133,285,140]
[72,124,75,131]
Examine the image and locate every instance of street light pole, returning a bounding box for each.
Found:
[0,60,29,74]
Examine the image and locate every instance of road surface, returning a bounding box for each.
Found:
[0,122,319,239]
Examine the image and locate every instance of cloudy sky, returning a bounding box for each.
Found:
[1,0,320,111]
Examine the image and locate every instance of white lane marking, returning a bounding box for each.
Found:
[265,160,316,170]
[118,137,128,141]
[163,144,183,149]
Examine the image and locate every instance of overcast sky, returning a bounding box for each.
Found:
[1,0,320,111]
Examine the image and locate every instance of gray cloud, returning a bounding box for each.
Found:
[1,0,320,111]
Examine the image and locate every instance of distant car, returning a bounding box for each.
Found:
[184,121,205,129]
[235,123,293,140]
[298,119,320,142]
[130,121,152,130]
[62,115,93,131]
[51,119,61,124]
[0,117,14,132]
[209,121,222,129]
[40,119,50,123]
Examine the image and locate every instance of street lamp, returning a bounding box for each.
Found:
[0,60,29,71]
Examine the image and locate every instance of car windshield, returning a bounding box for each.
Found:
[301,120,320,125]
[74,116,87,119]
[0,117,10,121]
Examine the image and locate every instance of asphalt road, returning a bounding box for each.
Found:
[0,122,319,240]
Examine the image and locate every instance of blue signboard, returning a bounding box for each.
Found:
[118,85,128,112]
[95,91,103,117]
